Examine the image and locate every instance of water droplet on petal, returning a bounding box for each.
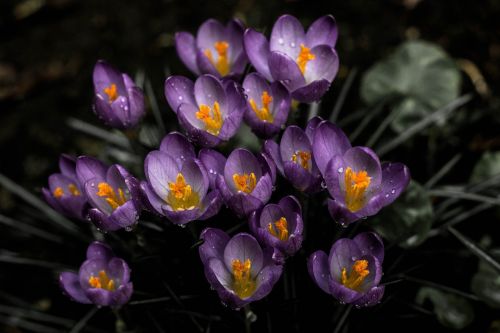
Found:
[178,95,183,100]
[290,42,296,47]
[337,167,344,174]
[278,38,284,45]
[391,189,396,194]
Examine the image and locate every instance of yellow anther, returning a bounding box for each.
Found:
[97,182,127,210]
[296,44,315,75]
[103,83,118,103]
[232,173,257,194]
[53,187,64,198]
[291,150,311,170]
[341,259,370,291]
[196,101,223,135]
[88,270,116,291]
[68,183,81,196]
[344,167,371,212]
[249,90,274,122]
[167,173,200,211]
[204,41,230,76]
[267,217,289,241]
[231,259,256,298]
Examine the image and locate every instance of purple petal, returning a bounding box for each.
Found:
[159,131,196,167]
[258,152,277,185]
[250,173,273,205]
[306,15,338,48]
[196,50,220,77]
[228,192,265,218]
[352,286,385,307]
[280,126,312,163]
[343,147,382,189]
[181,158,209,197]
[264,139,283,174]
[270,15,305,59]
[93,95,122,128]
[312,121,351,176]
[357,254,383,291]
[93,60,125,97]
[353,232,385,264]
[303,46,338,85]
[111,283,133,306]
[270,80,291,126]
[59,154,77,178]
[86,242,113,261]
[88,208,121,231]
[307,251,331,294]
[144,151,180,199]
[175,32,200,75]
[177,103,221,147]
[198,190,223,220]
[59,272,91,304]
[218,84,245,140]
[226,19,245,63]
[243,28,272,81]
[163,206,201,225]
[305,116,323,140]
[126,86,145,127]
[247,263,283,302]
[194,75,227,111]
[224,233,263,277]
[76,156,107,186]
[377,162,411,207]
[196,19,226,52]
[109,201,139,228]
[107,257,131,284]
[328,280,362,304]
[327,198,361,226]
[279,195,302,215]
[283,161,314,191]
[328,238,362,280]
[164,76,196,114]
[85,288,113,306]
[84,180,114,215]
[291,79,331,103]
[243,72,272,110]
[199,227,230,264]
[140,181,166,215]
[269,51,305,91]
[199,149,226,189]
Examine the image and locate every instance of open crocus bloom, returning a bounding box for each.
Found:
[92,60,145,129]
[76,156,142,231]
[217,148,275,218]
[59,242,133,307]
[308,232,385,307]
[42,154,88,220]
[249,195,303,260]
[244,15,339,103]
[175,19,247,78]
[142,145,221,225]
[312,120,410,226]
[242,73,291,139]
[199,228,283,309]
[164,74,245,147]
[264,117,322,192]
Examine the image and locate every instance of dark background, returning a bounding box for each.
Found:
[1,0,500,332]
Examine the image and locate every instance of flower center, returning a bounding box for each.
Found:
[231,259,256,299]
[341,259,370,291]
[196,101,223,136]
[292,150,311,170]
[167,173,200,211]
[249,90,274,123]
[103,83,118,103]
[204,41,230,76]
[267,216,289,241]
[296,44,315,75]
[344,167,371,212]
[232,172,257,194]
[88,270,116,291]
[53,183,81,199]
[97,182,127,210]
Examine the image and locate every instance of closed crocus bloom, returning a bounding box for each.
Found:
[59,242,133,307]
[199,228,283,309]
[76,156,142,231]
[264,117,322,192]
[249,196,303,260]
[164,75,245,147]
[141,146,221,225]
[217,148,275,218]
[242,73,291,139]
[312,120,410,226]
[42,154,88,220]
[92,60,145,129]
[175,19,247,78]
[244,15,339,103]
[308,232,385,307]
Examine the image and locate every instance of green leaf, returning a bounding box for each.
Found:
[369,181,433,248]
[360,40,461,133]
[416,287,474,330]
[470,151,500,184]
[471,249,500,308]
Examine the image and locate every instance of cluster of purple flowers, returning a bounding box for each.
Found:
[48,14,410,310]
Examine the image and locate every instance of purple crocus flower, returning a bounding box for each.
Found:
[242,73,291,139]
[244,15,339,103]
[92,60,145,129]
[76,156,142,231]
[264,117,322,192]
[308,232,385,307]
[164,74,246,147]
[199,228,283,309]
[312,120,411,226]
[141,132,222,225]
[216,148,275,218]
[42,154,88,220]
[59,241,133,307]
[175,19,247,78]
[249,195,303,260]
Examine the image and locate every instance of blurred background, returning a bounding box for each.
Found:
[1,0,500,332]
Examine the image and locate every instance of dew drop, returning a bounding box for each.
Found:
[351,256,357,261]
[391,189,396,194]
[321,181,327,189]
[278,38,284,45]
[178,95,183,100]
[337,167,344,174]
[385,194,390,198]
[125,226,133,232]
[178,224,186,228]
[290,42,296,48]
